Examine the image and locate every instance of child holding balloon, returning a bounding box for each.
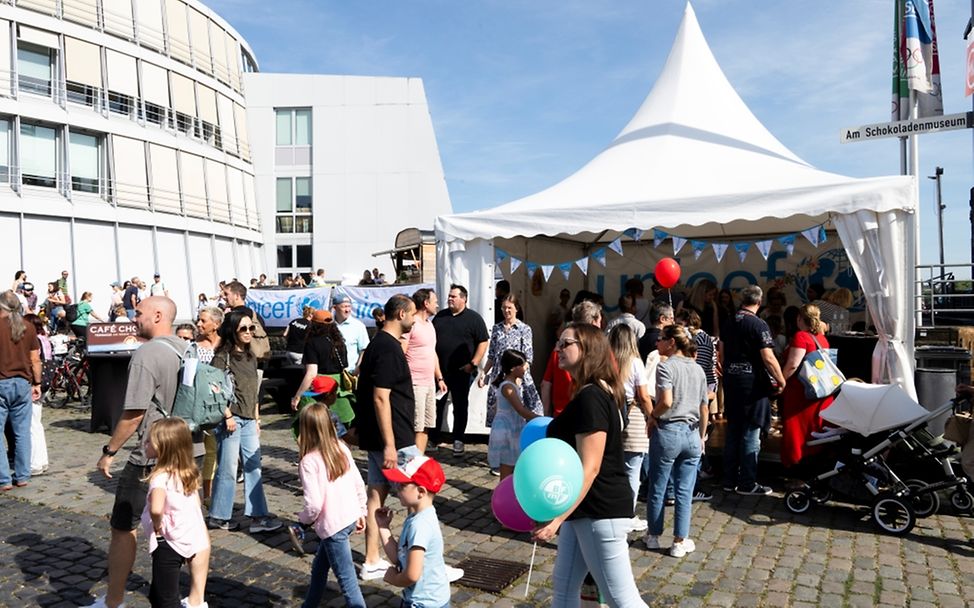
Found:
[488,349,540,480]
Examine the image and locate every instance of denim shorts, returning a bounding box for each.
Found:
[367,446,421,487]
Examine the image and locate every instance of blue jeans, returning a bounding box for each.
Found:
[551,518,647,608]
[722,415,762,489]
[623,452,645,513]
[646,422,701,539]
[302,522,365,608]
[210,416,269,520]
[0,377,31,486]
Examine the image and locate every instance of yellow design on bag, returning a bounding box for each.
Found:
[814,359,825,369]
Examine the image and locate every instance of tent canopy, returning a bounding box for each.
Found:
[434,2,917,397]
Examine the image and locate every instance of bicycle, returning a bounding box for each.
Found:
[42,339,90,409]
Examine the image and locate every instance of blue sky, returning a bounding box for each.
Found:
[209,0,974,268]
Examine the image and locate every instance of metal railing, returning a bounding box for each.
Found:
[915,263,974,327]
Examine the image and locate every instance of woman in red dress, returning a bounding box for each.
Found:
[779,304,834,470]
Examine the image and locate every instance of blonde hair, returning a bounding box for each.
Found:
[799,303,823,335]
[298,403,348,482]
[607,323,638,379]
[147,418,200,495]
[826,287,853,309]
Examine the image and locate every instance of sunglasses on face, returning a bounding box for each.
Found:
[556,338,580,349]
[237,325,257,334]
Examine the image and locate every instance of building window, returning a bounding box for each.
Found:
[275,108,312,164]
[145,101,166,126]
[17,43,54,97]
[0,119,10,184]
[66,82,99,108]
[275,176,312,233]
[295,110,311,145]
[275,110,291,146]
[108,92,135,117]
[174,111,196,136]
[20,122,57,188]
[296,244,312,267]
[69,131,101,194]
[277,244,313,285]
[276,245,293,267]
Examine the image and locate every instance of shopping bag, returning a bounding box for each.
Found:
[797,335,845,400]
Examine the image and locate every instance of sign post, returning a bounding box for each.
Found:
[840,112,972,143]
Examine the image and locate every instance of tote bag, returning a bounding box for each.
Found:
[797,334,845,400]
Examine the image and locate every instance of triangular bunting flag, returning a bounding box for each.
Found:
[654,229,667,248]
[755,240,773,260]
[624,228,643,242]
[819,225,827,244]
[558,262,572,280]
[592,248,607,267]
[712,243,729,263]
[495,248,509,264]
[690,240,707,260]
[575,257,589,275]
[778,235,796,256]
[510,257,522,274]
[672,236,687,255]
[526,262,538,276]
[801,228,820,247]
[541,264,554,282]
[608,237,624,256]
[734,242,750,263]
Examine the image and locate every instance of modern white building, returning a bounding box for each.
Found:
[0,0,262,316]
[244,72,453,285]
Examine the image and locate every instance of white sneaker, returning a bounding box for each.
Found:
[670,538,696,558]
[82,597,125,608]
[446,565,464,582]
[643,534,660,550]
[180,599,209,608]
[360,558,393,580]
[629,517,648,532]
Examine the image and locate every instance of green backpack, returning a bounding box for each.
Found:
[159,341,233,432]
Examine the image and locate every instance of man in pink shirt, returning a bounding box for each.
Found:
[404,288,447,453]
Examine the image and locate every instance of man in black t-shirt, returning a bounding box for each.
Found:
[354,294,420,580]
[431,284,489,454]
[718,285,786,496]
[122,277,140,320]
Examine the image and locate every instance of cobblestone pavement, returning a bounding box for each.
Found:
[5,405,974,607]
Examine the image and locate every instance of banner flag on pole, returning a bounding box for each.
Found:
[592,248,607,267]
[654,229,667,248]
[541,264,554,282]
[712,243,729,263]
[777,235,796,256]
[734,242,750,263]
[510,256,522,274]
[897,0,944,117]
[801,227,821,247]
[672,236,687,255]
[756,240,773,260]
[495,248,509,265]
[557,262,573,280]
[608,237,624,256]
[575,257,589,275]
[526,262,538,277]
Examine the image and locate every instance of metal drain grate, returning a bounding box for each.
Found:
[452,555,530,593]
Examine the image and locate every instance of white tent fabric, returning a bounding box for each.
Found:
[820,383,928,436]
[435,3,917,396]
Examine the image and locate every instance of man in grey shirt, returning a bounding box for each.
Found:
[87,296,200,608]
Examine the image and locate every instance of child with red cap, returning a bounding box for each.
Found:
[375,450,454,607]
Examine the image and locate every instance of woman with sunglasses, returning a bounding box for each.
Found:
[207,309,282,533]
[534,323,647,607]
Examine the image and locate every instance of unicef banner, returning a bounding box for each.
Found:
[246,287,332,328]
[333,284,434,328]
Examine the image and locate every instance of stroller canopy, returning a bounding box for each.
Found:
[820,383,929,436]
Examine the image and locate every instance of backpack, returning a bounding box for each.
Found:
[64,303,79,323]
[159,341,233,432]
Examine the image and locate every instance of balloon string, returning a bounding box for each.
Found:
[668,288,672,309]
[524,541,538,598]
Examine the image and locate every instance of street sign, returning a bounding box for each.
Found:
[840,112,972,143]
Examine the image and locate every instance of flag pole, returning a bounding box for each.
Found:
[910,88,923,330]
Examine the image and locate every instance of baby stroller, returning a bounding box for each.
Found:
[783,382,971,536]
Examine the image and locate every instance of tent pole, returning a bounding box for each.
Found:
[909,89,923,330]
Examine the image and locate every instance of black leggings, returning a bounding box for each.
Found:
[433,371,472,444]
[149,539,185,608]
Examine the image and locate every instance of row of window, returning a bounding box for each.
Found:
[12,0,251,92]
[8,22,251,160]
[0,116,260,230]
[277,244,312,270]
[275,176,311,233]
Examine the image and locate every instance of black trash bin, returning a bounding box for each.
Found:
[915,368,956,436]
[914,345,972,385]
[87,351,134,433]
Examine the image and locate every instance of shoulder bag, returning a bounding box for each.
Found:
[797,333,845,400]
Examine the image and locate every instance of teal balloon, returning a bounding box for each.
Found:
[519,416,552,452]
[513,438,583,521]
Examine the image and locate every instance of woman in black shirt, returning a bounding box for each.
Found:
[534,323,648,608]
[291,310,354,425]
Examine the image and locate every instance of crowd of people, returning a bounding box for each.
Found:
[0,265,872,607]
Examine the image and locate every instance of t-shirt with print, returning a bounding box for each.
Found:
[546,384,633,520]
[354,331,416,452]
[656,356,708,424]
[398,506,450,608]
[284,318,310,354]
[140,470,209,559]
[719,309,775,405]
[124,335,204,466]
[404,317,437,386]
[123,285,140,311]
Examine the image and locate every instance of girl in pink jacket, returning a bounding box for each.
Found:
[293,401,367,608]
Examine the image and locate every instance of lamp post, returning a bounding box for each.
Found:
[928,166,945,275]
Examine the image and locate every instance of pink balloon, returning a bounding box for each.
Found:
[491,476,535,532]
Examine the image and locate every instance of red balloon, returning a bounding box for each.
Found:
[655,258,681,289]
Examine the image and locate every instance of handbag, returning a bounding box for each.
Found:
[797,334,845,400]
[331,341,357,392]
[945,411,972,445]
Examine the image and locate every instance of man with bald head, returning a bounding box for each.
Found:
[87,296,203,608]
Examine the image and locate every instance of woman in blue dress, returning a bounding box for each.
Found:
[477,294,542,424]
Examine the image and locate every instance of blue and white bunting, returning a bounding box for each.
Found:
[575,257,589,275]
[690,240,707,260]
[541,264,554,282]
[734,242,750,262]
[592,248,607,267]
[712,243,729,263]
[558,262,572,280]
[672,236,687,255]
[624,228,643,242]
[819,226,827,244]
[526,262,538,277]
[510,256,522,274]
[495,248,509,264]
[801,227,820,247]
[608,237,624,256]
[755,240,773,260]
[654,229,668,248]
[777,235,796,256]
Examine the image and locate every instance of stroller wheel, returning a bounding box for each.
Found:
[905,479,940,518]
[872,494,916,536]
[810,485,831,505]
[949,490,974,513]
[784,489,812,514]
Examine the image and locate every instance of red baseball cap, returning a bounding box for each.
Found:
[382,451,445,493]
[303,375,338,397]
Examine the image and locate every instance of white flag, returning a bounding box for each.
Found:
[510,257,522,273]
[541,264,554,282]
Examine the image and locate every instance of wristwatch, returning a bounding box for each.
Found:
[102,444,118,457]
